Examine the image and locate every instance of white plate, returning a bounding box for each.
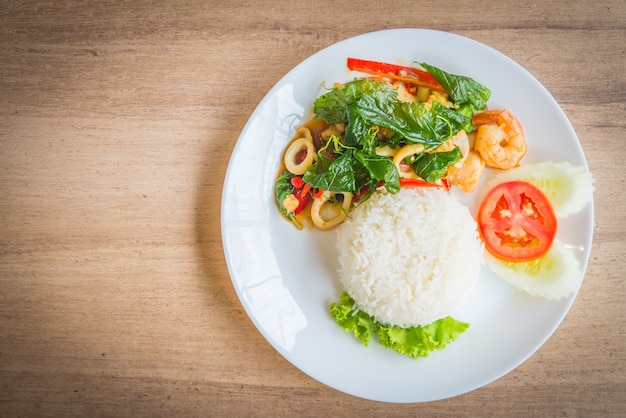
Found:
[221,29,594,403]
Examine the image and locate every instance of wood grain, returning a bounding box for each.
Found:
[1,0,625,416]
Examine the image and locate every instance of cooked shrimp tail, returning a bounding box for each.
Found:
[448,150,486,193]
[473,109,527,169]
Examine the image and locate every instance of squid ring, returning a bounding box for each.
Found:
[284,137,316,175]
[310,191,353,231]
[392,144,425,179]
[295,126,313,142]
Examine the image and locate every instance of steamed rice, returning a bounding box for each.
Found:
[336,188,483,327]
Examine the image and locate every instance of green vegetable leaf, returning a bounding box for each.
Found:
[432,101,473,137]
[314,78,471,150]
[421,62,491,111]
[354,150,400,194]
[357,98,469,149]
[412,147,463,182]
[330,291,378,346]
[377,316,469,359]
[303,150,356,192]
[456,104,475,133]
[330,292,469,359]
[313,78,397,124]
[274,170,302,228]
[275,170,295,217]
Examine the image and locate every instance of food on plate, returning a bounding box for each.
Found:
[484,241,583,300]
[346,57,446,93]
[484,161,595,218]
[332,187,482,357]
[275,58,520,231]
[272,57,592,358]
[473,109,527,169]
[336,188,483,327]
[477,180,558,262]
[477,161,594,300]
[447,150,486,193]
[331,291,469,359]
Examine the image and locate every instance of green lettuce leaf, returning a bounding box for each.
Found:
[330,292,469,359]
[377,316,469,359]
[330,291,378,346]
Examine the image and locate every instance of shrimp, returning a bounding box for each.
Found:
[473,109,527,169]
[447,150,486,193]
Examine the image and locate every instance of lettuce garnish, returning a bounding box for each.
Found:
[330,291,469,359]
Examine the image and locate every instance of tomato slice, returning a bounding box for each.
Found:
[477,181,557,262]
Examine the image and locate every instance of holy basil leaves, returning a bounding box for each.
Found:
[302,145,400,195]
[412,148,463,183]
[420,62,491,112]
[275,170,296,219]
[304,63,488,199]
[314,78,470,151]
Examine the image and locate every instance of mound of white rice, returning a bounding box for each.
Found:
[336,188,483,327]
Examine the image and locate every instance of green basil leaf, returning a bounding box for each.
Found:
[313,78,397,124]
[354,150,400,194]
[302,150,356,192]
[456,103,474,133]
[412,147,463,182]
[275,170,295,218]
[421,62,491,111]
[357,98,469,149]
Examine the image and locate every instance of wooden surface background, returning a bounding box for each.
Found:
[1,0,625,416]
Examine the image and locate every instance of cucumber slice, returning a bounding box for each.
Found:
[485,161,594,217]
[484,240,583,301]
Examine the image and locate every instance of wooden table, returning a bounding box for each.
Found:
[1,1,624,415]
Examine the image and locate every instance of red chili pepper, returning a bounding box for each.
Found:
[399,178,447,189]
[292,187,311,215]
[353,185,370,203]
[405,83,418,95]
[290,176,305,189]
[347,58,445,92]
[288,176,312,215]
[312,188,324,200]
[296,149,309,164]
